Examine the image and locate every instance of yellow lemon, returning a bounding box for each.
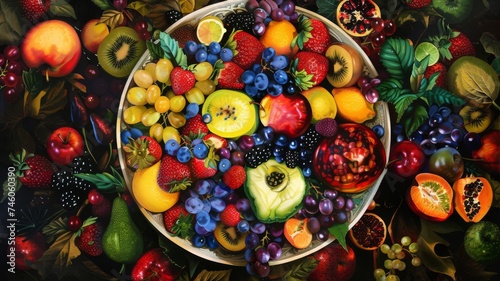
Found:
[332,87,376,123]
[301,86,337,123]
[132,161,179,213]
[196,16,226,45]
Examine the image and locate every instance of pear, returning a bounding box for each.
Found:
[102,196,143,264]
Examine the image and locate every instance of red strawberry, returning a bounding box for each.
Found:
[163,203,193,238]
[75,218,104,256]
[157,155,192,192]
[190,157,217,181]
[292,51,329,90]
[430,20,476,66]
[424,62,447,89]
[222,165,246,189]
[123,136,162,169]
[170,66,195,95]
[18,0,51,23]
[405,0,431,9]
[181,114,209,138]
[10,149,55,189]
[225,30,265,69]
[296,18,331,54]
[219,204,241,227]
[444,31,475,66]
[217,61,245,90]
[170,24,198,48]
[202,133,228,149]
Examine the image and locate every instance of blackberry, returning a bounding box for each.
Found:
[285,150,300,168]
[52,170,74,191]
[245,144,272,168]
[60,190,81,209]
[71,155,96,174]
[299,126,321,150]
[165,10,183,26]
[223,12,254,34]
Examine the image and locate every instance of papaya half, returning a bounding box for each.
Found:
[452,176,493,222]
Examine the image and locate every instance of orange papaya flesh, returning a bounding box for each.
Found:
[452,176,493,222]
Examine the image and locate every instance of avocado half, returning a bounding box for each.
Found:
[244,159,308,223]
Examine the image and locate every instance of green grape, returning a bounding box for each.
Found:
[156,58,174,84]
[141,107,161,126]
[127,87,148,105]
[384,259,393,270]
[373,268,386,278]
[123,105,147,124]
[411,257,421,267]
[398,261,406,271]
[194,61,214,81]
[168,111,186,128]
[376,276,387,281]
[149,123,164,142]
[400,236,412,246]
[396,251,405,260]
[146,84,161,104]
[391,243,402,254]
[144,62,157,82]
[391,259,401,270]
[185,87,205,104]
[133,69,154,89]
[380,244,391,254]
[170,95,186,112]
[387,250,396,260]
[195,79,216,95]
[386,274,399,281]
[408,242,419,253]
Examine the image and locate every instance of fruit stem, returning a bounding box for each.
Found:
[142,271,158,280]
[492,100,500,112]
[81,129,97,164]
[76,199,89,217]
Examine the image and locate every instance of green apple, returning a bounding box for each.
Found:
[464,221,500,264]
[431,0,473,24]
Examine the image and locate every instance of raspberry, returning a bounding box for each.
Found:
[219,204,241,227]
[315,118,338,137]
[222,165,246,189]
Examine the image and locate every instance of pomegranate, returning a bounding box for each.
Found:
[336,0,382,37]
[348,212,387,250]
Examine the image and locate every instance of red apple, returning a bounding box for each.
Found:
[472,130,500,176]
[15,232,47,270]
[308,242,356,281]
[131,248,183,281]
[46,127,84,166]
[21,20,81,77]
[81,19,109,54]
[388,140,426,178]
[259,93,312,139]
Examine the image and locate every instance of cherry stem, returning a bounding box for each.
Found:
[142,271,158,280]
[76,199,89,217]
[81,129,97,164]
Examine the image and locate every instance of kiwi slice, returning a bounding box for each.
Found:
[325,43,363,88]
[459,105,494,133]
[201,89,258,139]
[97,27,146,78]
[213,223,247,252]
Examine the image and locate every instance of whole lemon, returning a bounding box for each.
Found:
[301,86,337,123]
[132,161,179,213]
[332,87,375,123]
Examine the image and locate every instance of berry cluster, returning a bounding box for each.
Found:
[245,0,299,36]
[1,45,25,103]
[183,40,234,65]
[374,236,421,281]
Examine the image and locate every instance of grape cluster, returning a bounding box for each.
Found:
[357,75,381,104]
[1,45,25,103]
[183,40,234,65]
[245,0,298,36]
[374,236,421,281]
[354,17,396,66]
[241,47,298,98]
[245,225,284,277]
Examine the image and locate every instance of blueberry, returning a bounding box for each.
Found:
[288,139,298,150]
[371,124,385,138]
[260,126,274,142]
[207,53,219,65]
[192,234,206,247]
[195,49,208,62]
[129,127,143,139]
[196,210,211,227]
[252,133,265,146]
[254,73,269,90]
[274,135,288,146]
[120,130,132,144]
[245,84,259,97]
[206,234,219,249]
[267,80,283,96]
[302,166,312,177]
[241,70,256,84]
[274,69,288,85]
[218,158,232,173]
[219,48,233,62]
[270,55,289,70]
[183,40,198,55]
[237,220,250,233]
[262,47,276,63]
[208,41,221,54]
[185,103,199,119]
[176,146,192,163]
[165,139,180,156]
[252,63,263,74]
[193,143,209,159]
[202,113,212,123]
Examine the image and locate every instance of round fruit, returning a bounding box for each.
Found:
[196,16,227,45]
[97,27,146,78]
[453,176,493,223]
[259,20,299,57]
[301,86,337,123]
[284,217,313,249]
[331,87,375,124]
[406,173,454,222]
[336,0,381,37]
[325,43,364,88]
[348,212,387,250]
[313,123,386,193]
[213,223,247,252]
[459,105,494,134]
[464,221,500,264]
[471,130,500,175]
[201,89,258,139]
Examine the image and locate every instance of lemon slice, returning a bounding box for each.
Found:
[415,42,439,66]
[196,16,227,45]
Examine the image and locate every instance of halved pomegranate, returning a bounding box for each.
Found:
[336,0,381,37]
[349,212,386,251]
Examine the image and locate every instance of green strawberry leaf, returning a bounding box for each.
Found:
[410,55,430,93]
[376,78,406,103]
[393,92,419,122]
[328,222,349,251]
[159,31,188,68]
[380,38,414,82]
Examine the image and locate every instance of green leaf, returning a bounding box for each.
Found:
[422,87,465,107]
[284,256,318,281]
[393,93,419,122]
[328,222,349,251]
[316,0,340,22]
[159,32,188,68]
[377,78,405,103]
[127,1,152,16]
[0,0,23,45]
[2,177,21,203]
[401,102,428,137]
[22,69,46,97]
[43,217,69,244]
[74,166,125,193]
[193,269,231,281]
[410,55,429,93]
[50,0,77,19]
[91,0,113,10]
[380,38,414,82]
[147,41,164,61]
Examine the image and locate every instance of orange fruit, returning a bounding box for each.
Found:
[132,161,180,213]
[259,20,299,57]
[284,217,313,249]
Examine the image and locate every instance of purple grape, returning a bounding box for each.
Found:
[194,223,209,235]
[333,196,345,210]
[334,211,348,223]
[246,263,256,275]
[450,128,464,142]
[213,183,230,198]
[209,197,226,212]
[364,88,379,103]
[274,0,283,5]
[417,123,431,135]
[447,113,464,127]
[420,139,437,155]
[271,8,285,21]
[269,223,284,237]
[319,198,334,215]
[307,217,321,233]
[245,0,259,11]
[318,214,335,228]
[323,189,338,200]
[236,198,251,212]
[230,150,245,166]
[316,228,330,241]
[255,247,270,264]
[226,192,240,204]
[463,132,482,150]
[304,195,319,214]
[344,197,355,211]
[253,7,268,20]
[196,210,211,227]
[428,113,443,127]
[441,137,458,147]
[437,106,451,118]
[254,261,271,278]
[289,11,299,22]
[267,242,282,260]
[238,135,255,151]
[185,197,204,214]
[251,222,267,234]
[218,147,231,159]
[245,232,260,249]
[194,179,213,195]
[201,199,211,213]
[294,208,307,219]
[281,0,295,15]
[438,121,453,134]
[428,129,444,144]
[428,104,439,116]
[370,77,381,87]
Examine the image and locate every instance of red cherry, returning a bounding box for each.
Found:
[3,45,21,61]
[6,60,22,75]
[3,72,19,88]
[2,85,22,103]
[121,193,135,207]
[85,64,100,79]
[88,189,104,205]
[67,215,83,232]
[84,93,100,109]
[0,54,5,67]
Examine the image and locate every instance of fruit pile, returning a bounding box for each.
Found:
[118,0,388,277]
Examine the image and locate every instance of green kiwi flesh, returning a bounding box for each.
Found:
[97,27,146,78]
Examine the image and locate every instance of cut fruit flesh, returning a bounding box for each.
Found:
[414,42,439,66]
[213,223,247,252]
[196,16,227,45]
[407,173,454,222]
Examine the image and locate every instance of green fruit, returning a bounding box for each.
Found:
[431,0,473,24]
[244,159,308,223]
[102,196,143,264]
[201,89,258,139]
[97,27,146,78]
[464,221,500,264]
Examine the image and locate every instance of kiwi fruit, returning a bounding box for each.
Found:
[97,27,146,78]
[459,105,494,133]
[325,42,364,88]
[213,223,247,252]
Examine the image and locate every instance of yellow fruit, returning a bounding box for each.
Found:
[132,161,180,213]
[259,20,298,57]
[332,87,376,123]
[301,86,337,123]
[196,16,226,45]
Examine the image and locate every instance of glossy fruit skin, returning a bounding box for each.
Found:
[308,242,356,281]
[428,147,464,182]
[46,127,85,166]
[464,221,500,264]
[471,130,500,176]
[14,232,47,270]
[431,0,473,24]
[452,176,493,223]
[21,20,81,77]
[81,19,110,54]
[131,248,182,281]
[388,140,426,178]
